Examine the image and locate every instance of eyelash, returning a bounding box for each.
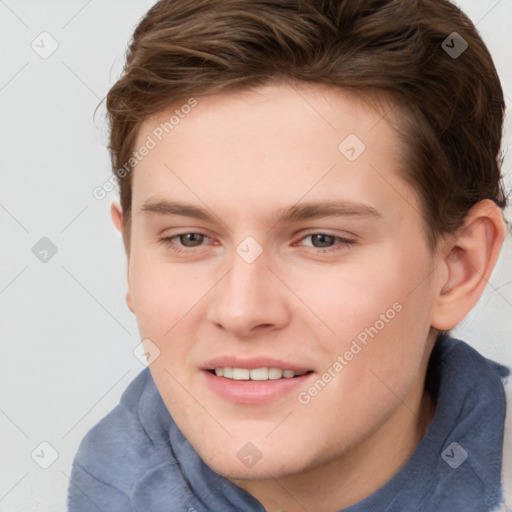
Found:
[159,232,356,254]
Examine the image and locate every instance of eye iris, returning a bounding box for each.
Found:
[180,233,204,247]
[311,234,335,247]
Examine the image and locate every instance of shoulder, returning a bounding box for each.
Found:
[433,337,511,511]
[71,368,172,495]
[499,373,512,510]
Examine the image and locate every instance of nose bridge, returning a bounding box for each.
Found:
[208,246,289,334]
[222,250,273,312]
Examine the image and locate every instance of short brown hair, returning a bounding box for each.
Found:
[105,0,507,251]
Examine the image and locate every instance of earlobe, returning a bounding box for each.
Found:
[431,200,506,330]
[126,290,135,313]
[111,202,124,233]
[111,202,135,312]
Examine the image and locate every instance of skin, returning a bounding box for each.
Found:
[111,80,506,511]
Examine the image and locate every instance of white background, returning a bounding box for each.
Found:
[1,1,511,510]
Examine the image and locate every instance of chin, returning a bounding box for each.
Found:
[208,458,299,482]
[197,442,317,482]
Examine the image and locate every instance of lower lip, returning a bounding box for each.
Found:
[203,370,314,404]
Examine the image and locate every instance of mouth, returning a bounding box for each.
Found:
[202,361,315,404]
[208,367,311,380]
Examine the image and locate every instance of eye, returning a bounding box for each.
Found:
[297,233,356,252]
[175,233,207,247]
[304,234,337,248]
[159,231,355,256]
[159,232,214,253]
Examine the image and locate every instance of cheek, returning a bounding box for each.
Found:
[293,304,430,458]
[128,250,207,336]
[286,253,411,341]
[293,248,434,406]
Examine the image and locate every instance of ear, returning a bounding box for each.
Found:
[111,201,124,233]
[110,202,135,314]
[431,199,506,330]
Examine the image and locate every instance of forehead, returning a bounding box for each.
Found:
[131,81,418,227]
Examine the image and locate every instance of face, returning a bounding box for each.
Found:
[125,81,441,481]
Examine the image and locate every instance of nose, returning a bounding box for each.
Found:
[207,250,291,337]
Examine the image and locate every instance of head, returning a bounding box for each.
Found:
[104,0,507,491]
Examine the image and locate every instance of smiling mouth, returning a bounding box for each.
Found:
[208,367,313,381]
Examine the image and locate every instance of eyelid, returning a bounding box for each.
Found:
[294,229,357,243]
[294,232,356,249]
[160,230,214,244]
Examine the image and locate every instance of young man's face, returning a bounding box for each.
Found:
[124,82,442,484]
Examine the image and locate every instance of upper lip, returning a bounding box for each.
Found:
[202,356,313,372]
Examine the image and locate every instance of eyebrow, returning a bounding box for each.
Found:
[139,199,382,224]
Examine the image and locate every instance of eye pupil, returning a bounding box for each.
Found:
[180,233,204,247]
[311,234,335,247]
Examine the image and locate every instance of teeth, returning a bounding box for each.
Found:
[212,367,307,381]
[232,368,250,380]
[269,367,283,380]
[250,368,268,380]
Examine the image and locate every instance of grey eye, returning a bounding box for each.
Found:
[179,233,206,247]
[309,234,336,247]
